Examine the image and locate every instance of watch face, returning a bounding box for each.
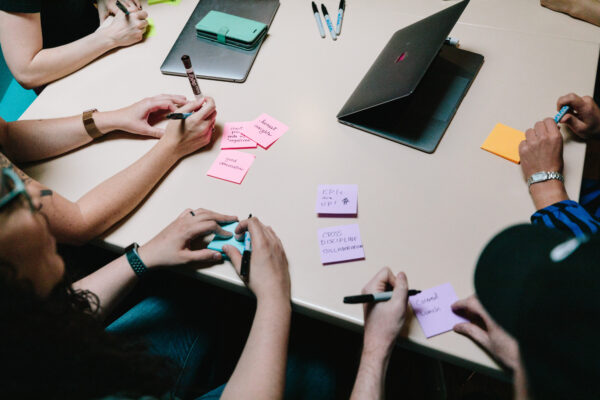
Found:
[531,172,548,181]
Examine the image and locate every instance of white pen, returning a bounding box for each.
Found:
[336,0,345,35]
[312,2,325,38]
[321,4,337,40]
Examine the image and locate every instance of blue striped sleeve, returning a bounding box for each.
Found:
[531,200,600,237]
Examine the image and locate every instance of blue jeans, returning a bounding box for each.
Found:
[107,291,338,399]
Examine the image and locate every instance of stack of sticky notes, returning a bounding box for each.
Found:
[207,222,245,259]
[207,113,288,184]
[481,123,526,164]
[315,185,364,265]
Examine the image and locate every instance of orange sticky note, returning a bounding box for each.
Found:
[481,123,526,164]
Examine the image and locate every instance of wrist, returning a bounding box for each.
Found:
[529,179,569,210]
[93,110,119,135]
[136,242,162,269]
[362,336,395,364]
[257,294,292,313]
[154,136,184,164]
[93,28,117,51]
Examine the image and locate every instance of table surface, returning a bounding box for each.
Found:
[21,0,599,376]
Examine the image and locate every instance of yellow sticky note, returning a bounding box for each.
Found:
[144,17,156,38]
[148,0,181,5]
[481,123,526,164]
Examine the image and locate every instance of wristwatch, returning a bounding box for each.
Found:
[124,242,149,277]
[527,171,564,188]
[82,108,103,139]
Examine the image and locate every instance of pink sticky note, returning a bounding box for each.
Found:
[243,113,289,149]
[221,122,257,149]
[315,184,358,217]
[206,150,255,184]
[317,224,365,265]
[409,283,467,338]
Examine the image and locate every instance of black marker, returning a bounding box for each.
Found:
[116,0,130,15]
[166,112,192,120]
[321,4,337,40]
[343,290,422,304]
[336,0,345,35]
[240,214,252,283]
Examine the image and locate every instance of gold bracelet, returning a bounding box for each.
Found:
[82,108,103,139]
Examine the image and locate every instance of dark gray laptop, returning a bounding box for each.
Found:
[160,0,280,83]
[337,0,483,153]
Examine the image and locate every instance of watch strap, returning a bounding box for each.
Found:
[82,108,103,139]
[527,171,564,188]
[125,242,149,277]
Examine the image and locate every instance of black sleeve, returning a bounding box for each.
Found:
[0,0,41,13]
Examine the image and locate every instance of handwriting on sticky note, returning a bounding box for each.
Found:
[206,150,255,184]
[408,283,467,338]
[481,123,526,164]
[221,122,257,149]
[317,224,365,264]
[243,113,289,149]
[316,184,358,216]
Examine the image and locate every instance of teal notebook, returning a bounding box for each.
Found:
[207,222,245,259]
[195,11,267,50]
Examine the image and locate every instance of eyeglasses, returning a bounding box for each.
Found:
[0,168,52,213]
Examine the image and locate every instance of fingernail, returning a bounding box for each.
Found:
[213,252,222,260]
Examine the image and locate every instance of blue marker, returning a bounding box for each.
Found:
[166,112,193,120]
[554,105,571,124]
[336,0,345,35]
[312,2,325,38]
[321,4,337,40]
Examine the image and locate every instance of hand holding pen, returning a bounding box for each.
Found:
[361,268,410,354]
[163,97,217,158]
[223,217,291,303]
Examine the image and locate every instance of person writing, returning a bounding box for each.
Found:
[519,93,600,236]
[0,0,147,90]
[0,94,217,244]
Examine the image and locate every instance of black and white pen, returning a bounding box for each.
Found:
[166,112,193,120]
[336,0,345,35]
[240,214,252,283]
[343,290,422,304]
[321,4,337,40]
[312,2,325,38]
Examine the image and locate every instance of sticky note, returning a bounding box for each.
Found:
[144,18,156,38]
[206,150,255,184]
[409,283,467,338]
[243,113,289,149]
[481,123,526,164]
[221,122,257,149]
[207,222,245,259]
[148,0,181,5]
[317,224,365,264]
[315,184,358,217]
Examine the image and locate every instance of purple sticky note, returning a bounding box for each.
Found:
[317,224,365,265]
[409,283,467,338]
[315,184,358,217]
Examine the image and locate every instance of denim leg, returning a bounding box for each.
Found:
[106,295,220,399]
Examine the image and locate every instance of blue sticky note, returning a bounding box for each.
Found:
[207,222,245,259]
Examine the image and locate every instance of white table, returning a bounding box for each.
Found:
[22,0,599,377]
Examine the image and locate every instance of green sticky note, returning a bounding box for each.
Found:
[144,17,156,38]
[207,222,245,259]
[148,0,181,5]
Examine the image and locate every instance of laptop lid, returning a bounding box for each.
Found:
[160,0,279,83]
[337,0,470,118]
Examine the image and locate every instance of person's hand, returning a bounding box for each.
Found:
[99,94,188,138]
[519,118,569,209]
[97,8,148,48]
[161,97,217,158]
[452,295,520,371]
[540,0,577,14]
[97,0,142,21]
[222,217,291,304]
[361,268,409,359]
[138,208,238,268]
[557,93,600,140]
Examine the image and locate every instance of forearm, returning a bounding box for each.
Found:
[571,0,600,26]
[4,111,120,162]
[222,298,291,400]
[72,255,138,319]
[13,30,115,89]
[529,180,569,210]
[350,346,391,400]
[73,140,180,242]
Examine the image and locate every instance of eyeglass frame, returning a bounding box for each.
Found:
[0,167,52,212]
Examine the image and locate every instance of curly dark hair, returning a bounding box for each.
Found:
[0,258,176,399]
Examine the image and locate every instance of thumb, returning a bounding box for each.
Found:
[392,272,408,302]
[222,245,242,274]
[184,249,222,262]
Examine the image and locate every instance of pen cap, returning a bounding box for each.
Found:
[181,55,192,69]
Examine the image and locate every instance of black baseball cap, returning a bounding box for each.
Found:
[475,224,600,399]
